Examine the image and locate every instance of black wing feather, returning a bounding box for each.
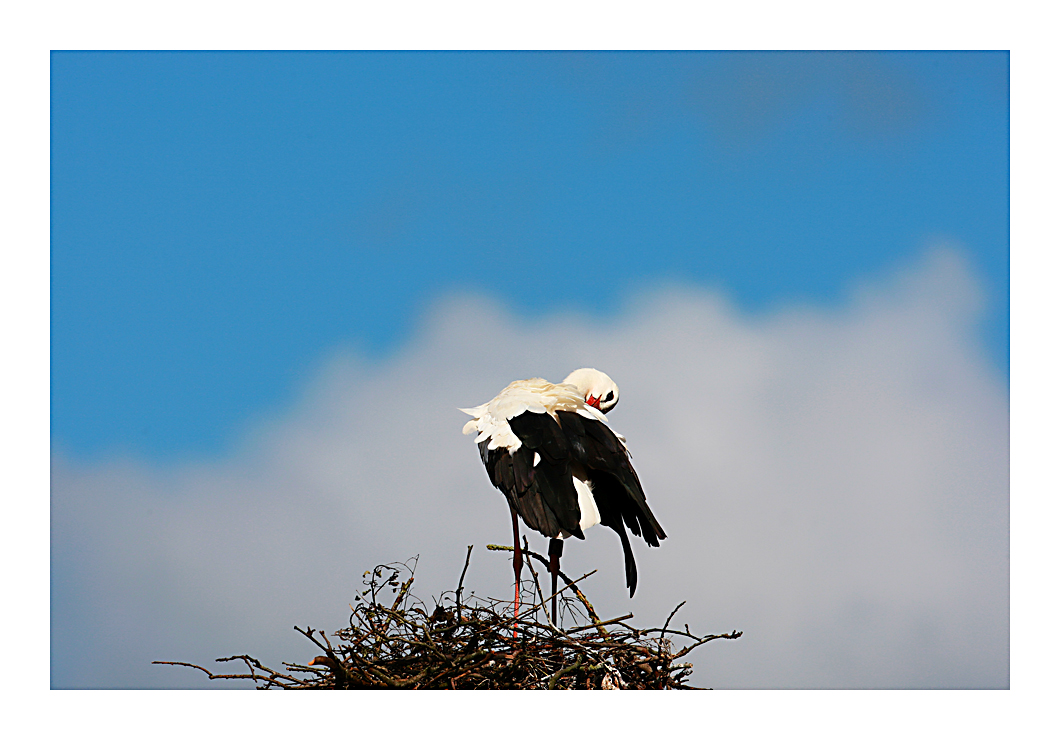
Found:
[556,412,666,545]
[506,413,584,538]
[479,409,666,595]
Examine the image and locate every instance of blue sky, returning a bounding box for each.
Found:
[51,51,1008,461]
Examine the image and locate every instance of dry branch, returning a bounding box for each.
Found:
[154,545,741,689]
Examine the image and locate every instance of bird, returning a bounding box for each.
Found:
[460,368,666,625]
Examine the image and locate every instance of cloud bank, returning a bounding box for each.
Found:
[51,246,1008,688]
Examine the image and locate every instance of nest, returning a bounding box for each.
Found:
[156,543,741,689]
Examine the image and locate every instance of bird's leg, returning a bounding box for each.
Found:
[548,538,564,625]
[510,503,522,637]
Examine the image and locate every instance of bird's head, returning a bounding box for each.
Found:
[563,368,620,414]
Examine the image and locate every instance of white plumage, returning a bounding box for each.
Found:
[460,376,612,453]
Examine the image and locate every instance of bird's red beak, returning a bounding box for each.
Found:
[586,395,600,409]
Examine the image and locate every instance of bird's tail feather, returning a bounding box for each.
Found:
[615,523,638,597]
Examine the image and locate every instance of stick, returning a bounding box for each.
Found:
[455,544,473,622]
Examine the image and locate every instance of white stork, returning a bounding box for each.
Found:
[460,368,666,624]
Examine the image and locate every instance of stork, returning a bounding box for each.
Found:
[460,368,666,625]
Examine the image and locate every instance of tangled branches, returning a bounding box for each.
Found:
[154,544,741,689]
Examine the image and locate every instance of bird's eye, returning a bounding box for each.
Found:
[604,391,614,403]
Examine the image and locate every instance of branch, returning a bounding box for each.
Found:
[455,544,473,622]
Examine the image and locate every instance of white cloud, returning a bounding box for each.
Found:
[51,245,1008,688]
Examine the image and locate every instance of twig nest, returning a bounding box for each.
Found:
[154,547,741,689]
